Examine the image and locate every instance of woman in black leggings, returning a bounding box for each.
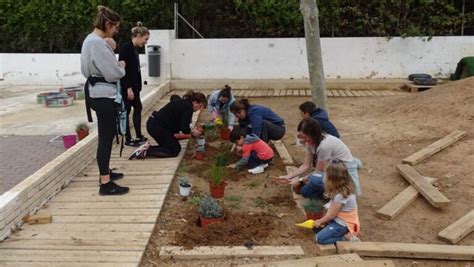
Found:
[80,6,129,195]
[129,91,206,159]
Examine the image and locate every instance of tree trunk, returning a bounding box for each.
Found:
[300,0,327,111]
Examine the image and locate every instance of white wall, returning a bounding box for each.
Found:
[1,32,473,85]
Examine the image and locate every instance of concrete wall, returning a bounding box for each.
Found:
[1,32,473,85]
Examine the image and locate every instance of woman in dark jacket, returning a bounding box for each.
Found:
[119,22,149,146]
[230,98,285,143]
[129,91,207,159]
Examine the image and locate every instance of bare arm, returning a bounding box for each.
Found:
[314,201,341,227]
[279,150,312,179]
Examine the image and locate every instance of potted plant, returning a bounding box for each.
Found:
[214,151,230,167]
[195,145,206,161]
[75,122,89,141]
[197,195,224,228]
[218,115,231,140]
[196,136,206,147]
[178,176,192,197]
[208,164,227,198]
[303,199,326,220]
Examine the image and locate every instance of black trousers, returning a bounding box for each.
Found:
[125,90,143,140]
[260,120,286,143]
[146,118,181,158]
[90,98,116,175]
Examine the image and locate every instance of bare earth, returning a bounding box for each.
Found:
[141,78,474,266]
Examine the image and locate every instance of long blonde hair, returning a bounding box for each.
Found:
[324,160,355,199]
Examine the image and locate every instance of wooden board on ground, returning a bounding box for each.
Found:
[22,214,52,225]
[159,246,305,259]
[285,166,306,217]
[0,249,142,263]
[376,176,437,220]
[402,130,467,165]
[273,140,294,165]
[239,253,362,267]
[336,241,474,261]
[397,164,450,208]
[316,260,394,267]
[438,210,474,244]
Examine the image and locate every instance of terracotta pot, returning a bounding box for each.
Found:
[220,128,231,140]
[306,211,325,220]
[209,181,227,198]
[199,215,224,228]
[195,151,205,161]
[76,129,89,141]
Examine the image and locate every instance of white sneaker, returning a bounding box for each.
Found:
[261,163,269,169]
[248,166,264,174]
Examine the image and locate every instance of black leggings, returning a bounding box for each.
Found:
[90,98,117,175]
[146,118,181,158]
[125,91,143,139]
[260,120,286,143]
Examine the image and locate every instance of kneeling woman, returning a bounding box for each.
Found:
[129,91,206,159]
[278,118,362,197]
[230,98,285,143]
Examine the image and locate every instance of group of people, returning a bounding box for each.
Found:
[81,6,361,246]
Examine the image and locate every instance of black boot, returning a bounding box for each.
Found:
[99,181,129,195]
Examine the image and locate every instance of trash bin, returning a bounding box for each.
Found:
[148,45,161,77]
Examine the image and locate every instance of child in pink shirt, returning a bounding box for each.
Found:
[229,126,273,174]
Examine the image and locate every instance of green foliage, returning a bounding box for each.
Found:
[189,194,202,206]
[303,198,325,213]
[214,151,230,167]
[197,195,223,218]
[0,0,471,52]
[208,164,226,185]
[244,181,259,188]
[224,195,242,209]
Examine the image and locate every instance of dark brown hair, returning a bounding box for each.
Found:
[297,118,324,148]
[93,5,121,32]
[219,85,232,99]
[131,21,150,37]
[230,98,250,113]
[182,90,207,108]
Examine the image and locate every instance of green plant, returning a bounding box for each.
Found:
[225,195,242,209]
[189,195,202,206]
[244,181,259,188]
[303,199,325,213]
[197,195,223,219]
[214,151,230,166]
[75,122,89,132]
[253,196,268,208]
[178,176,190,187]
[208,164,226,186]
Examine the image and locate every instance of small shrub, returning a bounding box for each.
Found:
[303,198,325,213]
[197,195,223,219]
[208,164,226,185]
[214,151,230,166]
[189,195,202,206]
[225,195,242,209]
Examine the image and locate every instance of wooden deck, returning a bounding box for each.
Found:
[0,96,199,266]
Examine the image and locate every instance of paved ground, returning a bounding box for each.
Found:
[0,134,66,194]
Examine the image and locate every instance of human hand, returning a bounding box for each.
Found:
[191,129,202,138]
[227,164,236,169]
[118,61,126,68]
[127,88,134,100]
[313,220,323,228]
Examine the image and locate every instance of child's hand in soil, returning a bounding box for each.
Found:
[313,219,323,228]
[273,176,291,184]
[227,164,237,169]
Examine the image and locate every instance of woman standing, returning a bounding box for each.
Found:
[129,91,207,159]
[230,99,285,143]
[119,22,150,146]
[207,85,235,129]
[80,6,129,195]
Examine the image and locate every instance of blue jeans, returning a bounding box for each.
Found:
[248,151,273,169]
[345,157,362,196]
[315,220,348,244]
[300,172,324,199]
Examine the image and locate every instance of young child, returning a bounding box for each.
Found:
[104,37,117,51]
[312,160,360,244]
[229,126,273,174]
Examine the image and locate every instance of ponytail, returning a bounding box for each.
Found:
[230,98,250,114]
[219,84,232,99]
[182,90,207,108]
[131,21,149,37]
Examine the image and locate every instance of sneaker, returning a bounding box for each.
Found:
[248,165,264,174]
[129,142,150,160]
[125,139,139,147]
[261,163,269,169]
[99,181,129,195]
[135,136,148,143]
[109,169,124,181]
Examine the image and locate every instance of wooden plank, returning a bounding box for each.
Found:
[42,208,160,216]
[0,249,142,262]
[337,90,347,97]
[239,253,363,267]
[68,178,172,187]
[402,130,467,165]
[45,201,162,209]
[18,222,154,232]
[316,243,337,255]
[316,260,394,267]
[0,239,145,251]
[305,89,310,96]
[159,246,305,259]
[9,230,150,242]
[438,210,474,244]
[23,214,52,225]
[49,194,164,203]
[286,166,306,217]
[331,90,341,97]
[59,188,166,196]
[0,262,135,267]
[376,176,437,220]
[63,184,167,192]
[336,241,474,261]
[36,215,156,224]
[82,169,176,176]
[397,164,450,208]
[326,90,333,97]
[343,90,355,97]
[273,140,294,165]
[351,90,361,97]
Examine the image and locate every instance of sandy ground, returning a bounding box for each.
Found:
[142,78,473,266]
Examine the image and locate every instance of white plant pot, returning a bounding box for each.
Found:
[197,137,205,146]
[179,184,192,196]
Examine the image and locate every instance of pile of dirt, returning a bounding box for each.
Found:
[173,208,277,248]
